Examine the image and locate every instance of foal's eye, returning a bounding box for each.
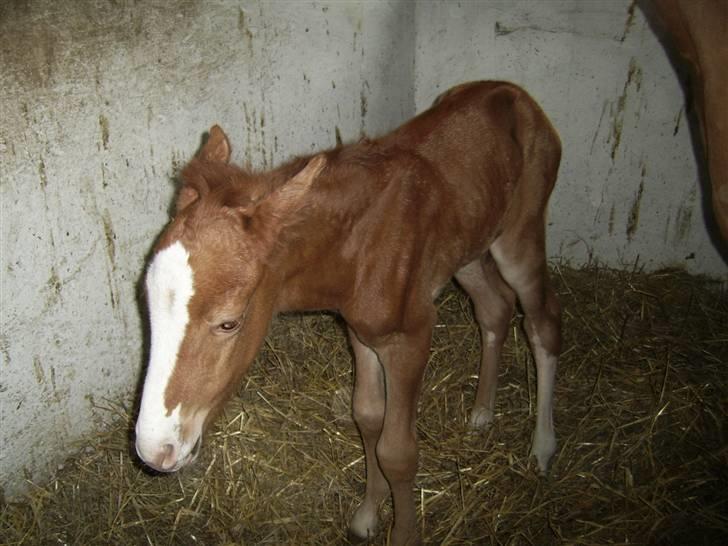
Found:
[218,320,240,333]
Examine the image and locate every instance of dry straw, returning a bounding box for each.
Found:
[1,265,726,545]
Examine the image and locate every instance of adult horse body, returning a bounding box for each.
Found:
[648,0,728,242]
[135,81,562,545]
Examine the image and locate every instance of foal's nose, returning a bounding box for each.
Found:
[157,443,177,470]
[136,441,179,472]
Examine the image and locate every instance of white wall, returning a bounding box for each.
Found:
[1,0,725,500]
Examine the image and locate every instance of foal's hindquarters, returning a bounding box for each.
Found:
[345,83,561,546]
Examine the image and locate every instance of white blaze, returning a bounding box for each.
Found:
[136,241,196,463]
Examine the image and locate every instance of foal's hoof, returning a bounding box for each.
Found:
[347,526,378,544]
[347,528,371,544]
[468,406,494,430]
[531,433,557,475]
[348,506,380,543]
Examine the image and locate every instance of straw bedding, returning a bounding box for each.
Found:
[1,265,726,545]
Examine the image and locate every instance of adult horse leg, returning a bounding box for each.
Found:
[702,60,728,242]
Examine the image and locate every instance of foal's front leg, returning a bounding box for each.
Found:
[374,324,433,546]
[348,329,389,539]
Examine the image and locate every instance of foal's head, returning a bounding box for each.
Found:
[135,126,324,472]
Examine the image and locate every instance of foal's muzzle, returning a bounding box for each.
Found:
[135,433,202,473]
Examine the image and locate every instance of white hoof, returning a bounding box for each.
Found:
[531,431,556,474]
[349,503,380,541]
[469,406,494,430]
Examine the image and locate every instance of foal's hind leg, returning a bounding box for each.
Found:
[455,255,516,429]
[490,234,561,473]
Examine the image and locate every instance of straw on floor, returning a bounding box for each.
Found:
[1,265,726,545]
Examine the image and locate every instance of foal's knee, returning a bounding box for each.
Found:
[353,397,385,436]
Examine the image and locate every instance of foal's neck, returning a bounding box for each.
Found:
[272,159,373,312]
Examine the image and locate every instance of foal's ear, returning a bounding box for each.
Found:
[176,186,198,213]
[199,125,231,163]
[176,161,210,213]
[276,154,327,212]
[242,154,326,239]
[175,126,230,213]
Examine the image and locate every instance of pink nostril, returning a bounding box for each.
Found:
[143,443,178,472]
[159,443,176,470]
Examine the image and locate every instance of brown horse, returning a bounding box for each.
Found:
[134,81,562,545]
[648,0,728,243]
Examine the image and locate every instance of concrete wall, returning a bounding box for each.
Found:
[1,0,725,499]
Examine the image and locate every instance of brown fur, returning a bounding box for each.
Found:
[649,0,728,243]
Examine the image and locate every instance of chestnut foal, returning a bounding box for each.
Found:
[135,81,562,545]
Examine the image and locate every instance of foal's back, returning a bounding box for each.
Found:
[335,82,561,302]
